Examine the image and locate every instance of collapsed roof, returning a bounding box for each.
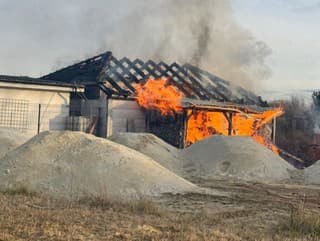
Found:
[42,51,267,106]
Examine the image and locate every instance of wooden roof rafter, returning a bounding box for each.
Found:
[42,51,267,106]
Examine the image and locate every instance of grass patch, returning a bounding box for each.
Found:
[78,195,163,216]
[127,198,162,215]
[1,186,35,196]
[278,202,320,238]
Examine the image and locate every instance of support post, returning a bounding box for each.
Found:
[223,112,233,136]
[228,113,233,136]
[146,111,150,132]
[37,104,41,134]
[181,110,188,148]
[98,98,108,138]
[105,98,109,137]
[272,117,277,144]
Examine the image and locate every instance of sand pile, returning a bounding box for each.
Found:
[182,136,294,183]
[304,161,320,185]
[109,133,183,175]
[0,131,198,200]
[0,128,31,158]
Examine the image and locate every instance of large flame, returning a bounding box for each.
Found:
[133,78,184,115]
[186,109,283,153]
[134,79,283,153]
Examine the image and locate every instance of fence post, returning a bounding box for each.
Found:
[37,104,41,134]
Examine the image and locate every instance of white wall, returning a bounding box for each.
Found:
[0,87,70,135]
[107,99,146,137]
[0,88,70,105]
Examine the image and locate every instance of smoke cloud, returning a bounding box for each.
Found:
[0,0,271,90]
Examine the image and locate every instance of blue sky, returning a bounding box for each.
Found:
[231,0,320,91]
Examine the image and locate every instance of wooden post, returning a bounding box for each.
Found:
[223,112,233,136]
[181,110,188,148]
[228,113,233,136]
[146,110,151,132]
[272,117,277,144]
[37,104,41,134]
[105,98,109,137]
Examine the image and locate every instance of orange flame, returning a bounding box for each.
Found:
[133,78,184,115]
[253,135,279,154]
[186,109,283,153]
[134,79,283,154]
[186,111,227,143]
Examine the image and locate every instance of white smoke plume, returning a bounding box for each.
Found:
[0,0,271,89]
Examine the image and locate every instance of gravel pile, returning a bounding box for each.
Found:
[109,133,183,175]
[0,131,198,200]
[111,133,295,183]
[0,128,31,158]
[182,135,294,183]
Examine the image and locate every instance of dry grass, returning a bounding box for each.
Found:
[0,186,35,196]
[78,195,163,216]
[278,201,320,239]
[1,182,320,241]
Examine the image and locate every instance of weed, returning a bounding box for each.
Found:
[278,201,320,238]
[128,198,163,216]
[1,186,35,196]
[78,194,163,216]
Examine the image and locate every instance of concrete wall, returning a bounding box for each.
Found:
[0,86,70,135]
[0,88,69,105]
[107,99,146,137]
[0,83,146,138]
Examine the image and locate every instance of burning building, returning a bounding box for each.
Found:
[42,51,282,151]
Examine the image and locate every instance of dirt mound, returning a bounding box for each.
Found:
[0,128,31,158]
[304,161,320,185]
[109,133,183,175]
[182,136,294,183]
[0,131,198,200]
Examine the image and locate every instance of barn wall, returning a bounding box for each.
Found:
[0,86,71,135]
[146,110,186,148]
[107,99,146,137]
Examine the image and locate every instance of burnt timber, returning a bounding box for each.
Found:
[42,51,267,106]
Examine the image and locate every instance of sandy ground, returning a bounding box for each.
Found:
[1,179,320,241]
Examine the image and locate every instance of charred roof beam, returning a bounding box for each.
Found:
[144,60,197,98]
[108,57,140,84]
[42,51,112,83]
[170,62,214,100]
[158,62,202,99]
[184,64,230,102]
